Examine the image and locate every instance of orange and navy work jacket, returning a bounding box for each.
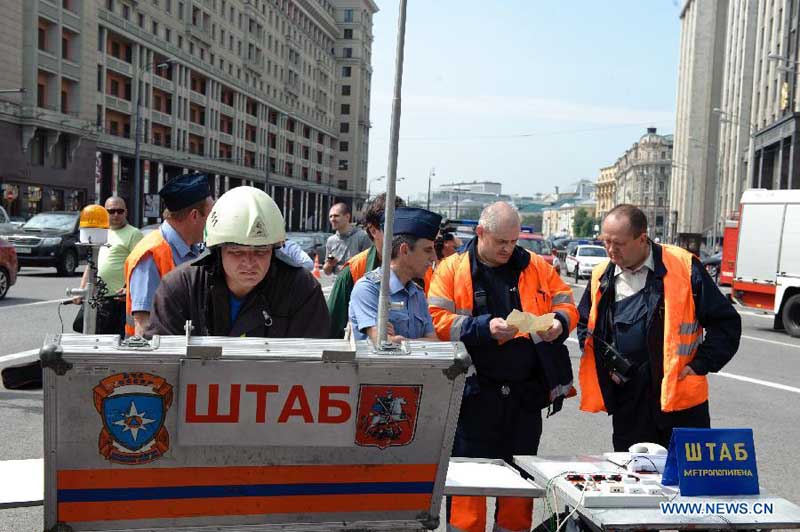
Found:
[428,249,578,342]
[579,244,707,413]
[124,230,176,336]
[346,247,371,284]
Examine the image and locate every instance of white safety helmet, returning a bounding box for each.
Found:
[205,186,286,248]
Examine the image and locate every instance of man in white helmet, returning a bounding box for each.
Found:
[145,186,329,338]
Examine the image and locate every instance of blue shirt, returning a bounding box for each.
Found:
[348,267,435,340]
[129,221,202,313]
[275,239,314,270]
[229,294,244,324]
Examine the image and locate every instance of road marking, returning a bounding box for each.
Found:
[0,299,68,311]
[566,337,799,393]
[741,334,800,349]
[738,310,773,320]
[0,349,40,364]
[714,372,800,394]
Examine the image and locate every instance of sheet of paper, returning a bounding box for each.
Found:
[506,309,555,334]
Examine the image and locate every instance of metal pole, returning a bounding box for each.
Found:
[132,69,143,228]
[376,0,408,348]
[426,167,434,210]
[264,136,270,193]
[82,245,101,334]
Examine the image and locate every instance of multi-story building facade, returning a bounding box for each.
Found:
[747,0,800,194]
[615,128,673,240]
[427,181,511,220]
[671,0,728,251]
[0,0,376,229]
[595,164,616,220]
[716,0,758,227]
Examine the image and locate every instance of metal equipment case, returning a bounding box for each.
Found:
[41,334,469,531]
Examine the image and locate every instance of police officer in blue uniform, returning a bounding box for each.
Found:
[348,207,442,343]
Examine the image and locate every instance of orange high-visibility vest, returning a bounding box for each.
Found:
[578,244,707,413]
[345,248,371,283]
[428,250,578,341]
[123,230,176,336]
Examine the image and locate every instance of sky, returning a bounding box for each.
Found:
[365,0,683,200]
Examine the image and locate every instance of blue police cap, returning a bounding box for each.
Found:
[393,207,442,241]
[159,173,211,211]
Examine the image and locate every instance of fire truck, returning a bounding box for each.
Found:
[732,189,800,337]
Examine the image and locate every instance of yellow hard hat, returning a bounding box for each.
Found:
[205,186,285,248]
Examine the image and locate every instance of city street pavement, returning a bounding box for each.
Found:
[1,269,799,531]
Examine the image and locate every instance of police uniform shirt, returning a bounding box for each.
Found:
[129,220,202,313]
[613,244,654,302]
[348,266,435,340]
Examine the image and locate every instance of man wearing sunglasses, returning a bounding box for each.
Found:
[145,186,329,338]
[74,196,143,334]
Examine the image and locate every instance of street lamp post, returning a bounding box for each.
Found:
[426,167,435,210]
[367,175,385,199]
[133,58,174,227]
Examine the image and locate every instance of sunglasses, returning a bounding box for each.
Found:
[107,209,125,214]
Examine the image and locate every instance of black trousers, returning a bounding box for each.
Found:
[452,378,543,461]
[611,371,710,451]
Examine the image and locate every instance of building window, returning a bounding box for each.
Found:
[338,179,348,190]
[339,141,348,152]
[122,4,129,19]
[338,159,348,170]
[343,47,352,58]
[344,28,353,39]
[341,104,350,114]
[152,21,159,35]
[340,122,349,133]
[343,9,353,22]
[37,83,46,107]
[138,13,145,28]
[341,85,351,96]
[342,66,351,77]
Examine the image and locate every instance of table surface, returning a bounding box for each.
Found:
[444,458,544,497]
[0,458,43,509]
[514,455,800,530]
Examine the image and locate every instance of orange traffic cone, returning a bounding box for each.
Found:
[312,255,322,279]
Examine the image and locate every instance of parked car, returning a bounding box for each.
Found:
[9,216,27,229]
[0,236,17,299]
[518,233,559,273]
[702,251,722,282]
[0,206,15,234]
[4,211,86,275]
[286,232,326,261]
[565,244,608,281]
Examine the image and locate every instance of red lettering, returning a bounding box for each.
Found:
[318,385,351,423]
[185,384,241,423]
[245,384,280,423]
[277,385,314,423]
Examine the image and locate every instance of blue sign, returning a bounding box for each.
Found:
[662,428,759,496]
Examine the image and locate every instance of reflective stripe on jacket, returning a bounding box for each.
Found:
[428,249,578,342]
[123,230,175,336]
[579,244,707,413]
